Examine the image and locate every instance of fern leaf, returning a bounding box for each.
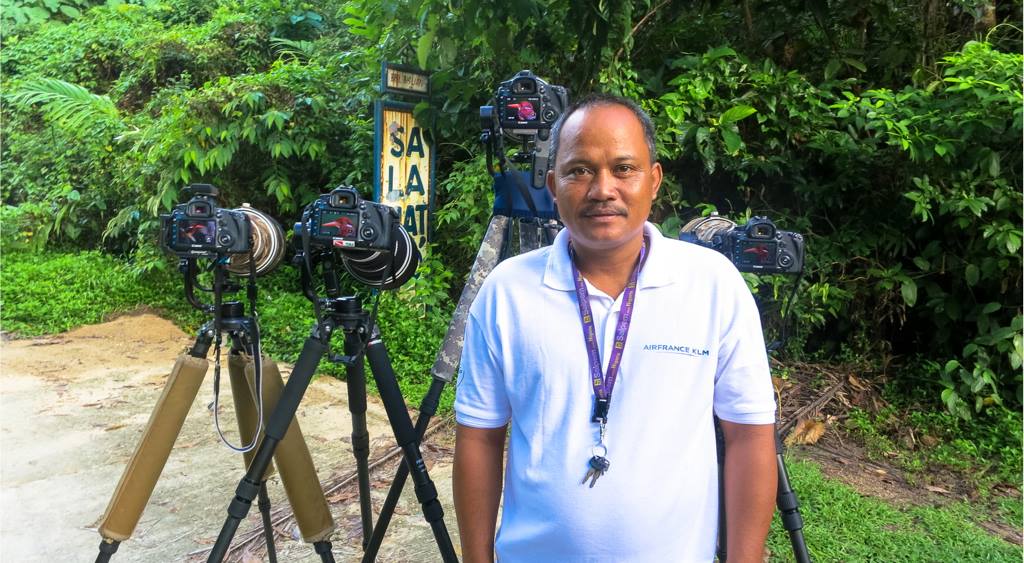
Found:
[7,78,121,135]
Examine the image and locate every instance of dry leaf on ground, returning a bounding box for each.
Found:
[785,419,826,446]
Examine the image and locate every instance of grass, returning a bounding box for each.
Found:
[0,250,196,334]
[0,249,453,411]
[767,458,1020,562]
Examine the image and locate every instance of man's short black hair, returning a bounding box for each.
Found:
[550,93,658,165]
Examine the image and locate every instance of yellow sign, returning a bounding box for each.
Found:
[377,104,432,252]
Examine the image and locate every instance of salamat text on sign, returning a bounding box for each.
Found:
[377,106,432,252]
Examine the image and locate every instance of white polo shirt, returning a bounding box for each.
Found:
[455,222,776,562]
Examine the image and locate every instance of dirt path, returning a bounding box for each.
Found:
[0,313,460,562]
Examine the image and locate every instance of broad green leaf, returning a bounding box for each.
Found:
[719,105,757,125]
[965,264,980,286]
[982,302,1000,314]
[900,279,917,307]
[704,46,737,61]
[843,57,867,72]
[824,59,841,80]
[417,30,436,70]
[721,128,742,153]
[988,153,1000,177]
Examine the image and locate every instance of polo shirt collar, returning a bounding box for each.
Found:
[542,222,677,291]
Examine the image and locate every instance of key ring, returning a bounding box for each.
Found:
[591,442,608,458]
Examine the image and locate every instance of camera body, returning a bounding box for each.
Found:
[161,184,250,257]
[493,70,568,134]
[680,214,804,274]
[302,186,398,251]
[480,70,569,190]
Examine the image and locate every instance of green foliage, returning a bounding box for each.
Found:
[7,77,120,130]
[645,40,1021,415]
[432,155,495,276]
[2,0,1021,415]
[845,373,1023,489]
[0,250,193,335]
[767,458,1021,562]
[1,0,93,29]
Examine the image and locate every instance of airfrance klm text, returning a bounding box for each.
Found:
[643,344,710,357]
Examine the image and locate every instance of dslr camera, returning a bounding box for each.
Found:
[302,186,397,251]
[490,69,568,133]
[680,214,804,274]
[480,69,569,189]
[296,186,419,289]
[161,184,250,256]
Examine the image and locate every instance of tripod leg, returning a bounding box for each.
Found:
[343,332,376,549]
[363,336,458,563]
[362,377,446,561]
[243,354,337,545]
[775,428,811,563]
[207,335,329,563]
[228,353,278,563]
[431,214,508,384]
[95,354,208,557]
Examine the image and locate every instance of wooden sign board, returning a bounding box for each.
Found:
[374,101,433,253]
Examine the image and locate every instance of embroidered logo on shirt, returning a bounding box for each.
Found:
[642,343,710,357]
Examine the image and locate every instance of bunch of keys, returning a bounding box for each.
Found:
[582,454,610,488]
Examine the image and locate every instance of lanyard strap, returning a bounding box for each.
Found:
[569,237,647,424]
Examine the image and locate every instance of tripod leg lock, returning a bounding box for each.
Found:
[778,490,805,531]
[228,478,260,519]
[97,539,120,556]
[351,431,370,457]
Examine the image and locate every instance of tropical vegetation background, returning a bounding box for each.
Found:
[2,0,1021,559]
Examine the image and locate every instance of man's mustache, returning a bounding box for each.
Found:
[581,205,628,217]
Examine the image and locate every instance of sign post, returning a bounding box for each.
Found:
[374,63,433,254]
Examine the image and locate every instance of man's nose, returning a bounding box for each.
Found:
[587,169,617,200]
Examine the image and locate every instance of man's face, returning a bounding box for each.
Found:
[547,103,662,256]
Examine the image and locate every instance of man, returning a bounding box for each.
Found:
[453,94,777,562]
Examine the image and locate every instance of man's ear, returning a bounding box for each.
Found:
[650,162,663,200]
[546,168,557,200]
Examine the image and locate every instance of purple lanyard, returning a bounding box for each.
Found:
[569,237,647,424]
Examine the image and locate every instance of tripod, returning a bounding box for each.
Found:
[206,290,459,562]
[94,300,337,562]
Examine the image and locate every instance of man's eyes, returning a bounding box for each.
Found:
[564,165,638,177]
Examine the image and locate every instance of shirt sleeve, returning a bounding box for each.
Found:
[713,269,777,425]
[454,310,512,428]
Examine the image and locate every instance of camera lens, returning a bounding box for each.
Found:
[342,224,420,290]
[226,205,286,277]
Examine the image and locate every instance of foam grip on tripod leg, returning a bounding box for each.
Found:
[246,356,336,543]
[98,355,207,541]
[228,353,275,480]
